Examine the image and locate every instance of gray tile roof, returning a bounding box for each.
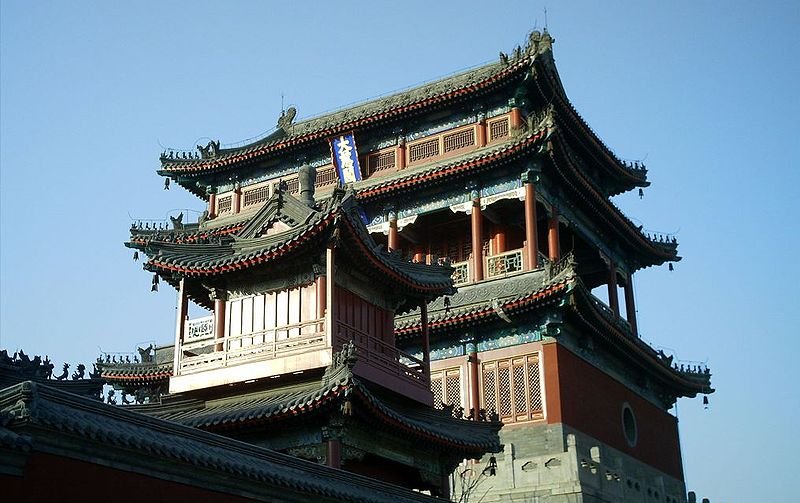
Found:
[0,381,448,503]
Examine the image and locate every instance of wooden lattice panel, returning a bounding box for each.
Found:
[242,185,269,207]
[489,117,510,141]
[430,367,462,409]
[408,138,440,163]
[481,353,543,423]
[443,127,475,153]
[315,165,338,187]
[217,195,233,214]
[367,150,396,175]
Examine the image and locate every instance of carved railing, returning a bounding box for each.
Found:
[335,321,429,389]
[486,249,524,278]
[185,316,214,341]
[451,260,470,285]
[179,318,326,375]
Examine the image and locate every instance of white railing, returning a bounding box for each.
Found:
[486,248,524,278]
[179,318,326,375]
[451,260,470,285]
[185,316,214,341]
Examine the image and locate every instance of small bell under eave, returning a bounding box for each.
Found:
[668,263,674,272]
[638,188,644,199]
[151,273,159,292]
[703,395,709,410]
[164,178,170,190]
[133,251,139,261]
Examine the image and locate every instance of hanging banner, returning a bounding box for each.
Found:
[330,133,362,184]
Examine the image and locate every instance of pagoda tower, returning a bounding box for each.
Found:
[105,29,712,503]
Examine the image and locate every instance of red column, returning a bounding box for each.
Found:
[232,184,241,214]
[471,197,484,282]
[326,439,341,469]
[468,349,480,420]
[316,273,326,318]
[413,245,425,263]
[388,213,399,251]
[208,192,217,219]
[173,278,188,375]
[524,182,539,269]
[421,302,431,377]
[213,291,226,351]
[608,261,620,316]
[624,276,639,337]
[476,116,487,148]
[326,246,336,347]
[547,207,560,262]
[510,107,522,129]
[493,225,507,254]
[396,138,406,170]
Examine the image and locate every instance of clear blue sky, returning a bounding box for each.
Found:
[1,2,797,501]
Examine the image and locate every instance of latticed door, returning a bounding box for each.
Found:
[430,367,464,410]
[481,353,543,423]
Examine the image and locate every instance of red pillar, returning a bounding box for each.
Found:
[388,213,399,252]
[524,181,539,269]
[608,261,620,317]
[476,116,487,148]
[493,225,507,254]
[396,138,406,170]
[468,349,480,420]
[624,276,639,337]
[232,184,241,214]
[326,439,341,469]
[173,278,188,375]
[421,302,431,377]
[471,197,484,282]
[547,207,560,262]
[213,291,226,352]
[510,107,522,129]
[208,192,217,219]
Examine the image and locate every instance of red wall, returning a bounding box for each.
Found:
[4,453,259,502]
[335,286,394,345]
[543,343,684,480]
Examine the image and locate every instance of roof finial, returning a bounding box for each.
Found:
[544,6,549,32]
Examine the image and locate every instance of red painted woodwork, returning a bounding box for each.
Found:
[327,438,342,469]
[233,186,241,214]
[208,192,217,218]
[421,302,430,376]
[334,286,394,346]
[543,343,684,480]
[624,278,638,336]
[510,107,522,129]
[608,261,620,316]
[468,351,480,418]
[547,209,560,261]
[396,140,406,170]
[471,199,484,281]
[476,117,487,148]
[524,182,538,270]
[214,297,226,351]
[388,216,399,251]
[4,453,260,502]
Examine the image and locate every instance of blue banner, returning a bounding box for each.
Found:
[331,134,362,184]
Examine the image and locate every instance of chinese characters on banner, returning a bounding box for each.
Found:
[331,134,362,184]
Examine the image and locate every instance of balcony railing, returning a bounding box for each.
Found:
[336,321,429,390]
[451,260,470,285]
[185,316,214,341]
[486,248,524,278]
[178,318,326,375]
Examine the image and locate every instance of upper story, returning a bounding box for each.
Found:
[128,187,453,404]
[155,31,676,311]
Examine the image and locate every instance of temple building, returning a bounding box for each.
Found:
[92,29,713,502]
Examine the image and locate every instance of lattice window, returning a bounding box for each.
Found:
[430,367,462,410]
[481,353,543,423]
[408,138,440,163]
[368,150,396,174]
[482,367,497,413]
[242,185,269,207]
[431,379,443,408]
[443,128,475,153]
[275,178,300,194]
[489,117,510,141]
[217,195,232,214]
